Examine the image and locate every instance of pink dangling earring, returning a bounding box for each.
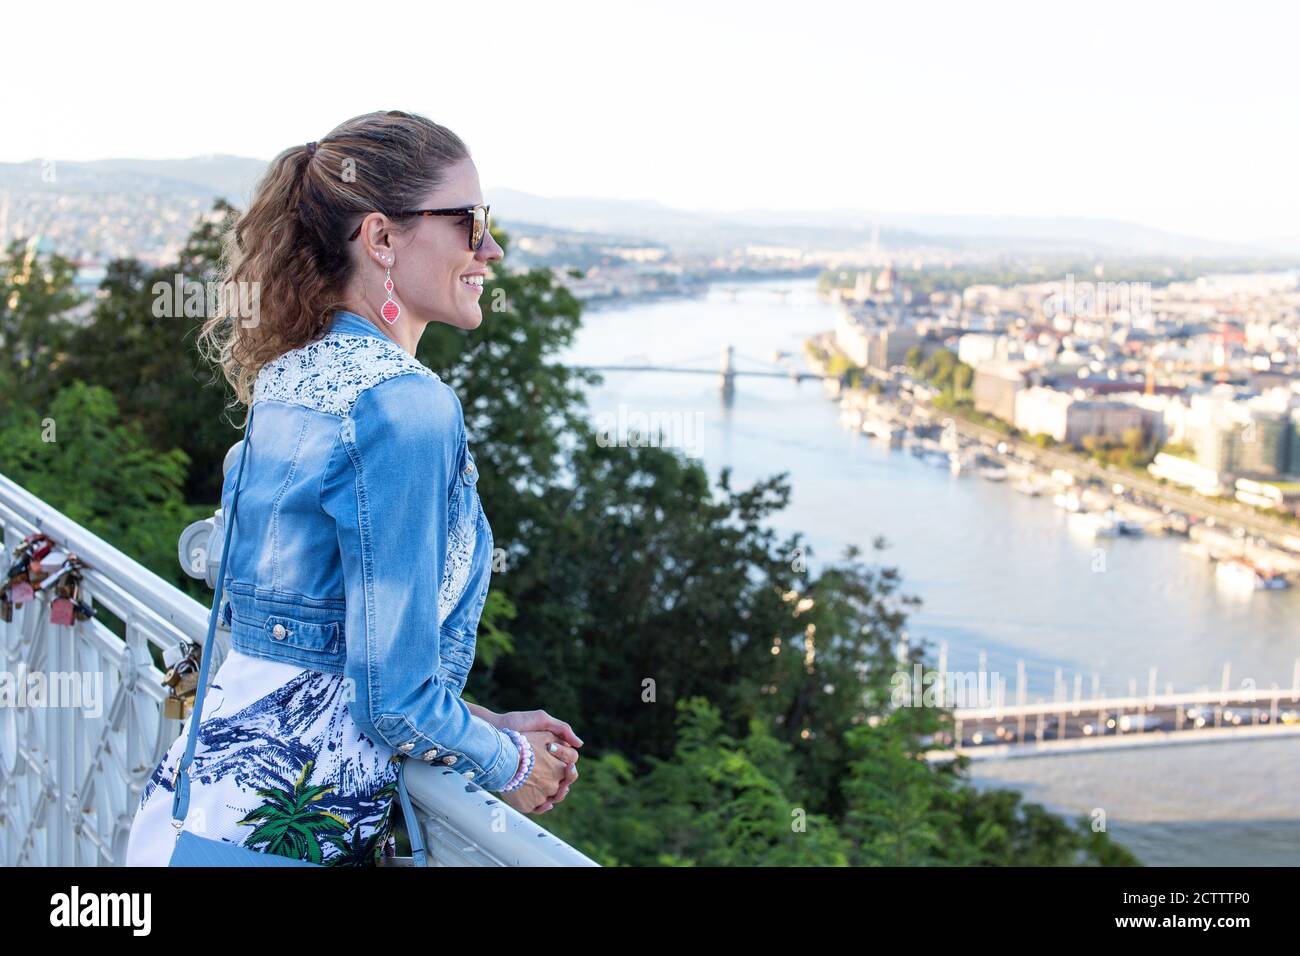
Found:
[381,265,400,324]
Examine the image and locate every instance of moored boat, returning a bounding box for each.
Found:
[1215,558,1290,591]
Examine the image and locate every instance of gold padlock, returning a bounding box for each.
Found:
[163,692,194,720]
[173,671,199,697]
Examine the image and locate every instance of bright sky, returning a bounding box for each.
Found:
[7,0,1298,242]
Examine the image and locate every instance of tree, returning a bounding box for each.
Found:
[545,698,850,866]
[0,380,199,584]
[0,239,82,404]
[53,204,241,503]
[842,714,954,865]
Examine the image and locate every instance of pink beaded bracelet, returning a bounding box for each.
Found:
[499,728,534,793]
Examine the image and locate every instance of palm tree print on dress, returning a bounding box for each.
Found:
[134,662,402,866]
[238,758,351,864]
[326,771,400,866]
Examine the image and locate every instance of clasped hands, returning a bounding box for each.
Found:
[476,707,582,814]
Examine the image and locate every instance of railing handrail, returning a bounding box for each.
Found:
[404,762,598,866]
[0,472,210,638]
[0,469,597,867]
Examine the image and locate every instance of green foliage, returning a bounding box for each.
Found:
[546,698,850,866]
[910,347,976,405]
[0,380,200,584]
[51,203,242,503]
[842,716,953,865]
[0,238,83,403]
[1080,429,1158,469]
[825,352,854,377]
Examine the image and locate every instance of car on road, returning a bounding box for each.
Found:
[1081,711,1118,736]
[1117,713,1166,732]
[1184,705,1250,728]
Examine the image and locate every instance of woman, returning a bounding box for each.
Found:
[126,110,580,866]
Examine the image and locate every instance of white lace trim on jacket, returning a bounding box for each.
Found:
[251,332,439,416]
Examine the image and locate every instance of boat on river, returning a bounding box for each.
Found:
[1215,558,1290,591]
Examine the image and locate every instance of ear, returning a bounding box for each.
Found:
[358,213,396,268]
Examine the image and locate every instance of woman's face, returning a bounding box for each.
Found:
[372,157,504,332]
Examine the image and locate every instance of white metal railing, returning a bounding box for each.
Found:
[0,471,597,867]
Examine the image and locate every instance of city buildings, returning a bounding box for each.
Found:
[1013,387,1148,447]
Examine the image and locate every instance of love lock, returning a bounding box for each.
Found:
[49,596,76,626]
[6,580,34,605]
[46,554,92,626]
[161,642,201,719]
[4,534,58,612]
[4,534,52,607]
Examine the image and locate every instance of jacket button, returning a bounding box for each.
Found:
[420,749,438,761]
[441,755,457,766]
[271,624,287,640]
[398,742,414,754]
[465,771,475,780]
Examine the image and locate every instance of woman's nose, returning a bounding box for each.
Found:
[477,231,504,264]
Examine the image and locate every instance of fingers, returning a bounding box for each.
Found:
[512,726,582,815]
[526,751,579,815]
[512,709,584,748]
[552,772,575,803]
[538,712,583,748]
[539,739,580,767]
[543,761,578,811]
[532,779,571,815]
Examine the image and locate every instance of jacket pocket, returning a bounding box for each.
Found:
[460,444,480,487]
[447,438,481,536]
[260,613,342,656]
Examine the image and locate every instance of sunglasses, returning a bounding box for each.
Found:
[347,204,491,250]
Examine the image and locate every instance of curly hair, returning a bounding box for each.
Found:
[197,110,469,408]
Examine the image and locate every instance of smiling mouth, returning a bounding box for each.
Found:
[460,275,484,293]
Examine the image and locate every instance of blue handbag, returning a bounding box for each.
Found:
[168,402,427,868]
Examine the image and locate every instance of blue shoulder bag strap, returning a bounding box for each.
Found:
[170,401,257,833]
[397,757,428,866]
[168,401,428,865]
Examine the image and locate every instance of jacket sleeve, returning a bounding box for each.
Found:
[320,371,522,792]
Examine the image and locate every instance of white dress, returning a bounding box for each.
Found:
[125,651,405,866]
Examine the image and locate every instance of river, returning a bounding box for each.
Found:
[558,276,1300,866]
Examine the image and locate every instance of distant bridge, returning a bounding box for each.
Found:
[570,344,841,393]
[928,686,1300,762]
[914,649,1300,762]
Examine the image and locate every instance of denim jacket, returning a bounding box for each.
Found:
[215,309,522,792]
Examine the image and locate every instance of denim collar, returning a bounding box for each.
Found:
[327,309,391,342]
